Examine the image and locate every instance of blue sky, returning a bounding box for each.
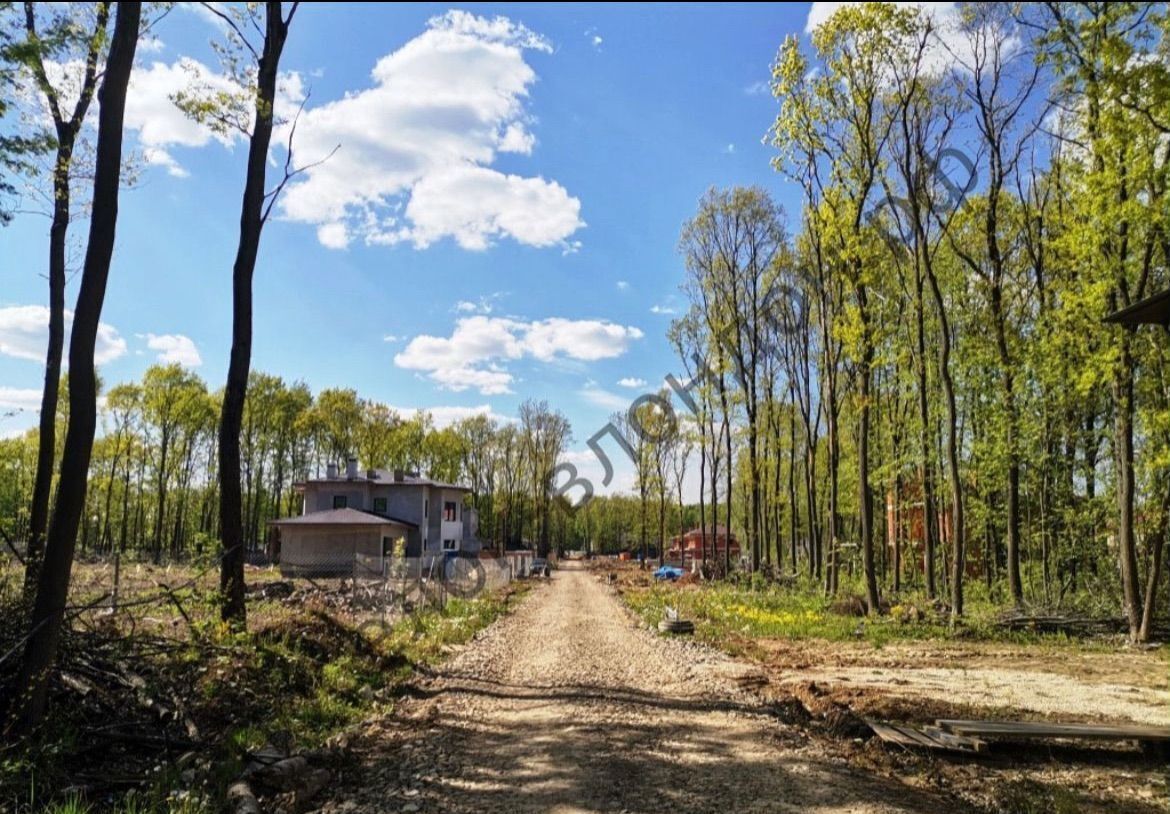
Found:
[1,2,829,490]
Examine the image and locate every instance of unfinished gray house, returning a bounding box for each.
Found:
[271,458,479,577]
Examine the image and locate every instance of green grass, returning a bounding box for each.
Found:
[623,577,1118,650]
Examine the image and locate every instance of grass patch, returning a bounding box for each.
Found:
[622,577,1117,650]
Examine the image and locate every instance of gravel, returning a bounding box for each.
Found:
[313,564,967,814]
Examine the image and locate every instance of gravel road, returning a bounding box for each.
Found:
[319,564,966,814]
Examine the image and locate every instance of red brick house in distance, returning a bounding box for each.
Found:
[667,526,740,565]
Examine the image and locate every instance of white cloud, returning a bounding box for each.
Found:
[616,281,630,291]
[116,53,305,178]
[395,315,642,395]
[388,402,513,429]
[524,318,643,362]
[0,305,126,365]
[143,333,202,367]
[276,10,584,252]
[0,387,43,412]
[452,293,503,315]
[650,304,677,315]
[744,80,770,96]
[382,334,400,343]
[617,377,647,389]
[317,222,350,250]
[723,143,736,154]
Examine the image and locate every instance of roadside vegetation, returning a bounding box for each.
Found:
[0,559,529,813]
[623,574,1132,651]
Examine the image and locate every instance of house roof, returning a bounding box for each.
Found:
[1103,288,1170,327]
[270,508,418,528]
[298,469,472,492]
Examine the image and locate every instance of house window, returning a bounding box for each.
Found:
[443,501,457,522]
[332,495,347,509]
[442,539,458,552]
[373,497,387,515]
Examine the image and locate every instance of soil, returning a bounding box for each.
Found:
[316,563,969,813]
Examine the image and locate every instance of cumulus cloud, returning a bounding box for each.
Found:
[0,305,126,365]
[276,10,584,251]
[395,315,643,395]
[616,281,630,291]
[387,402,513,429]
[649,304,677,315]
[617,377,647,389]
[143,333,203,367]
[33,55,304,179]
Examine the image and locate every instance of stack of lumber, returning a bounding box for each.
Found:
[865,716,1170,755]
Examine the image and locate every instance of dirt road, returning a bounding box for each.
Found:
[321,564,966,814]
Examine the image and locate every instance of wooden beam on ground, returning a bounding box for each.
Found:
[864,719,984,753]
[936,720,1170,742]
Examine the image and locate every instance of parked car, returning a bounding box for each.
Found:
[530,558,551,578]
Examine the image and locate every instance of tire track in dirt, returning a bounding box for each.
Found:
[319,563,970,814]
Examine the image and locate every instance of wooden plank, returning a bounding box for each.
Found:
[936,719,1170,742]
[866,719,984,753]
[865,719,923,749]
[892,724,949,750]
[922,725,987,753]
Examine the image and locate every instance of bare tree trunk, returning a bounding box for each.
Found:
[8,1,139,734]
[914,275,938,598]
[1114,331,1142,639]
[1139,485,1169,643]
[220,1,293,625]
[22,1,110,594]
[923,263,964,620]
[857,283,879,614]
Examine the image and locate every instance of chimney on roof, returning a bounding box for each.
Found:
[393,468,404,483]
[346,457,358,479]
[326,462,338,479]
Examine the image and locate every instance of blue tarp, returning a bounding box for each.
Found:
[654,565,685,581]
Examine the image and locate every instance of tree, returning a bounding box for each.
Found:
[946,3,1041,606]
[17,1,111,595]
[8,0,140,735]
[140,364,205,562]
[1034,1,1169,639]
[519,399,570,557]
[680,186,786,573]
[180,1,299,625]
